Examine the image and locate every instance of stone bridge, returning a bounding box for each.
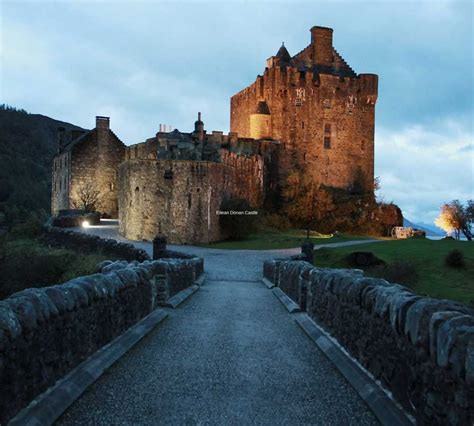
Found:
[2,221,472,425]
[50,221,381,425]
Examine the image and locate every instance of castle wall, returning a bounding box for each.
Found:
[230,67,377,193]
[118,158,263,244]
[51,151,71,214]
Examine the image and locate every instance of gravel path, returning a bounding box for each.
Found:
[57,222,380,424]
[77,220,381,281]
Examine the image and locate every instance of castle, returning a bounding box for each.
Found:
[52,26,401,244]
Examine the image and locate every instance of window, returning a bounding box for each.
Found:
[324,123,331,149]
[295,88,305,107]
[110,182,114,191]
[323,99,331,108]
[164,169,173,180]
[301,122,305,129]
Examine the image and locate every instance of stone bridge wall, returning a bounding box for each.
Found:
[0,258,203,424]
[43,225,150,262]
[263,259,474,425]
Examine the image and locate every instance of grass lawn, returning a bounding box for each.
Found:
[200,229,382,250]
[314,238,474,306]
[0,237,109,300]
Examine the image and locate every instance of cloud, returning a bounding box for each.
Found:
[376,118,473,224]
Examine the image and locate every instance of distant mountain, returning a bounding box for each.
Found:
[0,105,85,225]
[403,218,444,236]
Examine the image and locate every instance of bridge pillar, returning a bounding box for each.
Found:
[153,235,167,259]
[301,240,314,264]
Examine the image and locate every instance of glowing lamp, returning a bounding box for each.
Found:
[82,220,90,228]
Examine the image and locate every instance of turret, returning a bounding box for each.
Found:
[249,101,271,139]
[266,42,291,68]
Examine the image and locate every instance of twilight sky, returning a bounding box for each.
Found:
[1,0,473,226]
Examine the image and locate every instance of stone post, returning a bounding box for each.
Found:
[301,240,314,264]
[153,235,167,260]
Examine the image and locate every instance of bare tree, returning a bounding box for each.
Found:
[73,182,101,212]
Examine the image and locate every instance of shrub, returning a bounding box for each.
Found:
[10,212,45,238]
[219,196,258,240]
[371,260,418,286]
[260,213,291,230]
[345,251,385,268]
[445,249,465,268]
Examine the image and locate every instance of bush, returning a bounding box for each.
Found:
[10,212,45,238]
[370,260,419,286]
[0,238,108,300]
[219,196,258,240]
[445,249,465,268]
[345,251,385,268]
[260,213,291,230]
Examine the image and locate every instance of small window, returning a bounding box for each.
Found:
[110,182,114,191]
[323,99,331,108]
[188,194,192,209]
[324,136,331,149]
[324,124,331,134]
[301,122,305,129]
[164,169,173,180]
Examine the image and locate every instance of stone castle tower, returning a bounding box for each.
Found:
[230,26,378,194]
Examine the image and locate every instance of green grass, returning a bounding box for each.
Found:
[314,238,474,306]
[0,237,109,300]
[200,229,382,250]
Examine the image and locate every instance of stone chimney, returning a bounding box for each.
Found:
[194,112,204,141]
[310,26,333,67]
[96,116,110,146]
[96,116,110,130]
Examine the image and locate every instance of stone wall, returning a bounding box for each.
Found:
[118,159,263,244]
[70,127,125,218]
[230,67,377,193]
[263,259,474,424]
[0,257,203,424]
[43,226,150,262]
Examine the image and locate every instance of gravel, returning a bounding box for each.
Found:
[58,222,380,425]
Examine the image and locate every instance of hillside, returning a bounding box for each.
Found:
[0,106,85,225]
[403,218,443,236]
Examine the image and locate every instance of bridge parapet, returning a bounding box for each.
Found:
[263,259,474,424]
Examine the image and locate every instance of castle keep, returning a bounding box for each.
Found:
[231,26,377,193]
[52,26,400,243]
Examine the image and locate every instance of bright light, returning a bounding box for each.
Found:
[82,220,90,228]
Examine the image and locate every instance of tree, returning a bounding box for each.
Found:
[72,182,101,212]
[435,200,473,241]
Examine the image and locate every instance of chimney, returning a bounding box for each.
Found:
[57,127,67,153]
[194,112,204,141]
[159,124,162,132]
[96,116,110,130]
[96,116,110,147]
[310,26,333,67]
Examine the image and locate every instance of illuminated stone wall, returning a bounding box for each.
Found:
[230,26,378,195]
[118,157,264,244]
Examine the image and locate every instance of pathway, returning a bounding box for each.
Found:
[57,222,380,424]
